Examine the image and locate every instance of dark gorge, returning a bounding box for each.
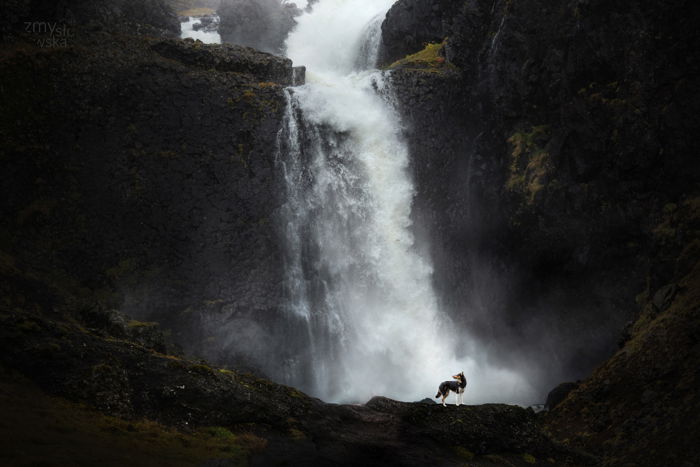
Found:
[0,0,698,465]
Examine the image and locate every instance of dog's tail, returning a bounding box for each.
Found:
[435,391,441,398]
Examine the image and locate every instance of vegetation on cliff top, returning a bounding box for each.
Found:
[386,40,455,73]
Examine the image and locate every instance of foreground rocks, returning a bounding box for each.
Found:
[0,263,590,466]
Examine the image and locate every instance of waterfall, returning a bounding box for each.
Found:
[276,0,534,404]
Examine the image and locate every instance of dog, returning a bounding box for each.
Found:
[435,372,467,407]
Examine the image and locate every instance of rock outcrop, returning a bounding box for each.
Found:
[0,262,590,465]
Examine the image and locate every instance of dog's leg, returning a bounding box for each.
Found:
[441,393,447,407]
[455,391,460,406]
[458,391,463,406]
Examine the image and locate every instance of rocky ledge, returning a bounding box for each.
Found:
[0,262,591,466]
[152,38,304,86]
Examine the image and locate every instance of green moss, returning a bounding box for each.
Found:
[288,388,306,399]
[190,364,214,375]
[127,320,158,328]
[522,453,537,464]
[506,125,553,204]
[288,428,307,441]
[386,40,454,73]
[202,426,236,440]
[453,446,475,460]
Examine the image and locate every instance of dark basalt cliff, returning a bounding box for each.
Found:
[381,0,699,464]
[0,1,299,375]
[383,0,699,380]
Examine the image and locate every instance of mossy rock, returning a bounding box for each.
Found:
[386,40,455,73]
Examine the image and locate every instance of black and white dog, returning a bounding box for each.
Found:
[435,372,467,407]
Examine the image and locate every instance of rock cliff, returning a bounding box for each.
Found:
[383,0,699,385]
[0,1,298,376]
[1,0,698,464]
[380,0,699,464]
[0,259,589,465]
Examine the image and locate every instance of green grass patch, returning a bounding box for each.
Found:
[386,41,453,72]
[127,320,158,328]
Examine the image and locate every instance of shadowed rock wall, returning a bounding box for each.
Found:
[383,0,700,394]
[381,0,700,463]
[0,6,299,373]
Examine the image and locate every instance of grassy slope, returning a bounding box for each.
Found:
[0,368,268,466]
[545,257,700,465]
[386,41,456,73]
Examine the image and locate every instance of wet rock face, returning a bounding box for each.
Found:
[217,0,301,55]
[382,0,700,394]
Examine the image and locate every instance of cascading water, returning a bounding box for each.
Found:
[277,0,535,404]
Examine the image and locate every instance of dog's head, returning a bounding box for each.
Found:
[452,372,465,382]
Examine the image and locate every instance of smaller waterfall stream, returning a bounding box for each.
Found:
[276,0,535,404]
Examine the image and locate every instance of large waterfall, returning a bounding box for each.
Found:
[276,0,534,404]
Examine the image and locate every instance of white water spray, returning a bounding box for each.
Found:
[278,0,535,404]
